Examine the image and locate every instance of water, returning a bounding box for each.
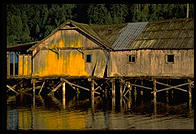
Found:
[7,89,194,130]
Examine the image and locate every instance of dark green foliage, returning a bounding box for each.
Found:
[7,4,194,46]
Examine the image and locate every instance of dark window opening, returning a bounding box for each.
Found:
[167,55,174,63]
[15,55,18,75]
[9,52,19,76]
[86,54,92,63]
[129,55,136,62]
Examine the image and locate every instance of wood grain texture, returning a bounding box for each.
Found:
[108,49,194,77]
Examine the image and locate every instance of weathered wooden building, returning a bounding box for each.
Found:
[7,20,112,78]
[108,18,194,78]
[7,18,194,105]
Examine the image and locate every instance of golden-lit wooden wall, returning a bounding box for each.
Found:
[18,54,32,76]
[108,49,194,78]
[32,29,107,78]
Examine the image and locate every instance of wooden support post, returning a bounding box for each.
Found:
[188,79,192,109]
[120,79,123,109]
[62,82,66,109]
[140,80,144,96]
[32,79,36,108]
[91,79,95,113]
[127,82,132,97]
[166,90,169,103]
[111,78,115,111]
[111,78,115,98]
[153,79,157,107]
[134,87,137,102]
[76,88,80,101]
[120,79,123,98]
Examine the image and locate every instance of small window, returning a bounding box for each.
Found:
[129,55,136,62]
[86,54,92,63]
[167,54,174,63]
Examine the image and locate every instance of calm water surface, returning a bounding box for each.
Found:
[7,89,194,130]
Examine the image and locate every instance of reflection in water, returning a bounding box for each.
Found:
[7,89,194,130]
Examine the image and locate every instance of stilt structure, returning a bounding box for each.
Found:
[62,82,66,109]
[119,79,123,110]
[91,79,95,113]
[153,79,157,115]
[188,79,192,110]
[32,79,36,108]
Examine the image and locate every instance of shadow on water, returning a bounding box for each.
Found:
[7,82,194,130]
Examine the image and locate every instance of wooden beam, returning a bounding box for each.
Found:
[38,81,45,95]
[62,78,100,95]
[152,82,191,93]
[131,83,152,90]
[50,81,63,94]
[7,85,19,94]
[156,81,187,93]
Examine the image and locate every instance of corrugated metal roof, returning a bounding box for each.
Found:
[112,22,148,50]
[113,18,193,50]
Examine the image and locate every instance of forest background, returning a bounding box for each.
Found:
[7,4,194,46]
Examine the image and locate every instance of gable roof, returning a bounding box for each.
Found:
[27,20,113,52]
[112,18,194,50]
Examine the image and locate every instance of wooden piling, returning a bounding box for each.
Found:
[134,87,137,102]
[188,79,192,109]
[153,79,157,115]
[140,80,144,96]
[166,90,169,103]
[127,81,132,97]
[111,78,116,110]
[153,79,157,100]
[111,78,115,98]
[32,79,36,108]
[119,79,123,109]
[62,82,66,109]
[91,79,95,113]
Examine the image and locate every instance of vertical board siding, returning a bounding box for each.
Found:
[32,29,107,78]
[18,54,32,76]
[38,29,100,51]
[33,49,107,77]
[108,49,194,77]
[18,55,24,76]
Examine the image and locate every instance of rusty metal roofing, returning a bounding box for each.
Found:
[112,22,148,50]
[112,18,194,50]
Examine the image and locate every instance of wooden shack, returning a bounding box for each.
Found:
[108,18,194,78]
[7,18,194,102]
[27,20,112,78]
[7,21,112,78]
